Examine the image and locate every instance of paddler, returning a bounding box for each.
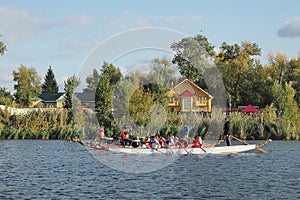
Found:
[224,118,231,146]
[121,128,131,147]
[150,136,159,150]
[192,135,203,148]
[97,127,106,145]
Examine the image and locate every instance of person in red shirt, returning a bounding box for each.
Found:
[192,136,203,148]
[121,129,130,147]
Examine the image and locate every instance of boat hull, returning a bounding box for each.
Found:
[106,144,257,155]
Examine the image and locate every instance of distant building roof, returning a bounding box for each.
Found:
[38,92,65,102]
[75,92,95,103]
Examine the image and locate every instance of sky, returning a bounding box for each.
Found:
[0,0,300,92]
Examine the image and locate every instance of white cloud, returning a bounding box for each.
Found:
[278,17,300,37]
[65,15,95,27]
[0,6,98,45]
[0,6,58,43]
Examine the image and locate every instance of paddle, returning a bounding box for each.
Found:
[200,147,207,153]
[183,148,189,155]
[231,135,267,154]
[72,137,85,146]
[231,135,248,145]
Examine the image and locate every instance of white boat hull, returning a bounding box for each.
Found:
[107,144,257,155]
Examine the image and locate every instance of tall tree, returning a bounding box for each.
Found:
[289,55,300,104]
[148,57,177,89]
[42,66,59,93]
[64,75,80,124]
[171,34,215,88]
[0,87,13,105]
[215,41,262,107]
[95,62,122,135]
[128,87,155,126]
[83,69,100,93]
[272,81,300,139]
[266,52,290,84]
[265,52,300,105]
[13,65,41,107]
[64,75,80,109]
[0,35,7,56]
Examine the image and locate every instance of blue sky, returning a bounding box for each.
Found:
[1,0,300,92]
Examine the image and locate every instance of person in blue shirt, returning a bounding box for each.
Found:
[183,124,190,138]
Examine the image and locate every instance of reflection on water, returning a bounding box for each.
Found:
[0,140,299,199]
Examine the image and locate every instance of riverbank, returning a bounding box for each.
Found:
[0,107,299,140]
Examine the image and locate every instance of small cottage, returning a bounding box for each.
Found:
[168,79,213,113]
[34,92,65,108]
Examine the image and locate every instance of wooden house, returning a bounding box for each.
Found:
[34,92,65,108]
[168,79,212,113]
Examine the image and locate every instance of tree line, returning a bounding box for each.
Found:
[0,34,300,140]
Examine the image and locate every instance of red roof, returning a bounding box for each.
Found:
[241,104,259,113]
[180,90,195,97]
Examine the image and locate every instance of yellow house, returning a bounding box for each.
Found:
[33,92,65,108]
[168,79,213,113]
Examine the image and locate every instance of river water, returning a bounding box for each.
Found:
[0,140,299,199]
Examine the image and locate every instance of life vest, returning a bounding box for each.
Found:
[121,130,129,140]
[192,138,203,148]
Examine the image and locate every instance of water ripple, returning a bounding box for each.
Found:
[0,140,299,199]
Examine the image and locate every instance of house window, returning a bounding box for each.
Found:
[169,97,175,102]
[199,96,207,101]
[182,97,192,111]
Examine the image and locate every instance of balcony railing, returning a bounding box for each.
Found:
[196,100,208,106]
[168,101,179,106]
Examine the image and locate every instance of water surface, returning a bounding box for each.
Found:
[0,140,299,199]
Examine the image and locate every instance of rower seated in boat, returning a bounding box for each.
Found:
[121,129,132,147]
[150,136,159,150]
[97,127,106,145]
[192,135,203,148]
[166,134,175,147]
[177,137,188,148]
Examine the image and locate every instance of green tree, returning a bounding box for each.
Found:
[289,56,300,104]
[0,35,7,56]
[64,75,80,124]
[42,66,59,93]
[148,57,177,89]
[0,87,13,105]
[95,62,122,135]
[266,53,300,105]
[84,69,100,93]
[13,65,41,107]
[215,41,262,107]
[267,52,290,84]
[171,34,215,88]
[272,81,300,139]
[128,87,154,127]
[239,65,273,106]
